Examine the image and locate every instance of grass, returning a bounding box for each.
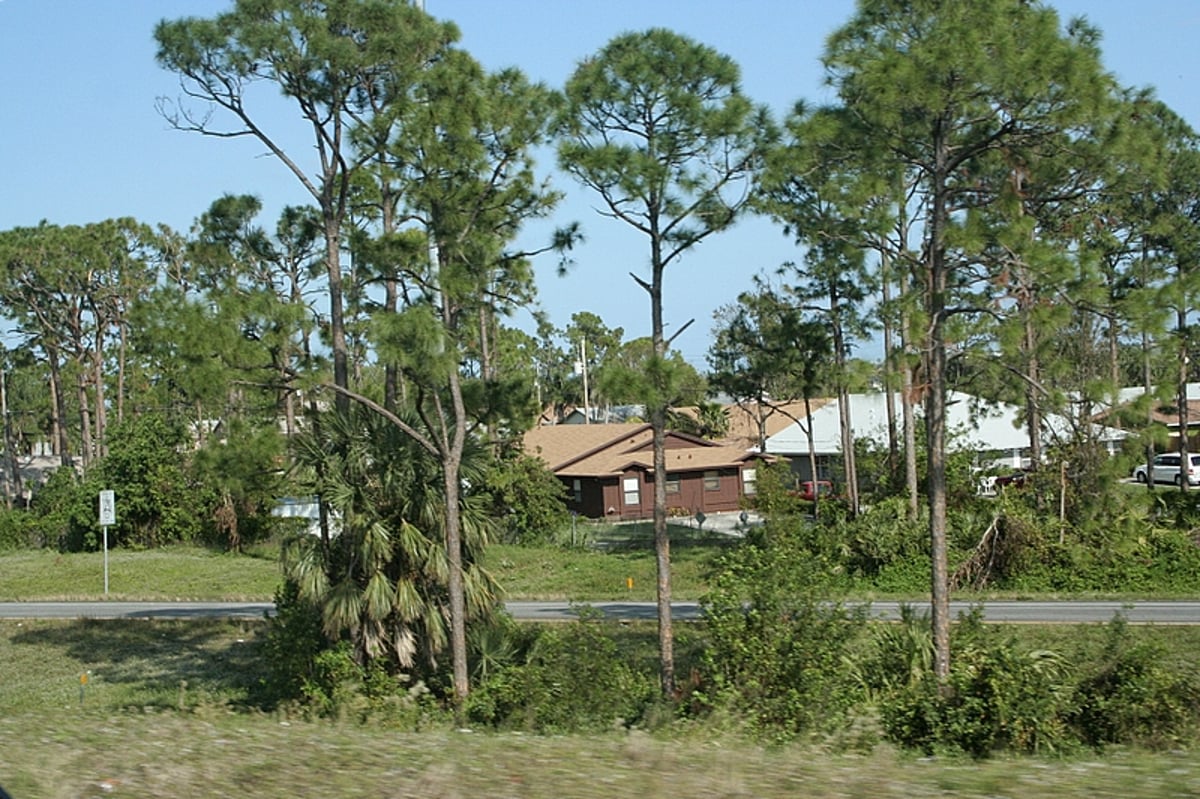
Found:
[4,712,1199,798]
[0,522,734,603]
[2,618,1200,798]
[485,541,722,601]
[4,518,1200,797]
[0,546,283,601]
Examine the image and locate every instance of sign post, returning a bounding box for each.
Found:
[98,490,115,595]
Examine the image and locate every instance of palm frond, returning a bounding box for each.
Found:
[363,571,395,623]
[392,577,428,623]
[323,578,365,638]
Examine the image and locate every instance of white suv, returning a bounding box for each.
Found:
[1133,453,1200,486]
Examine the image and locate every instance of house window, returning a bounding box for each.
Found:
[623,476,640,506]
[704,470,720,491]
[742,468,757,496]
[572,479,582,503]
[665,476,681,494]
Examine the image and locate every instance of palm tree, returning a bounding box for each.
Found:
[283,406,499,676]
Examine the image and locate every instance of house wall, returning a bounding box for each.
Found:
[786,455,834,484]
[567,467,745,521]
[562,476,612,519]
[661,468,743,518]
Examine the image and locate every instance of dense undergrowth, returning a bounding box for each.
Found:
[252,474,1200,758]
[5,452,1200,757]
[255,574,1200,757]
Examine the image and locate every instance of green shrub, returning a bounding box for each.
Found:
[698,522,867,741]
[29,466,101,551]
[257,580,326,706]
[852,604,932,700]
[0,509,35,550]
[300,641,364,716]
[467,616,656,732]
[482,454,570,545]
[877,609,1073,757]
[836,497,927,583]
[1153,488,1200,529]
[1070,614,1200,749]
[257,580,446,727]
[97,414,200,548]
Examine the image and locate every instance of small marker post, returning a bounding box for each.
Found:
[98,490,115,595]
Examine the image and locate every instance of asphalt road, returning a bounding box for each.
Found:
[2,600,1199,624]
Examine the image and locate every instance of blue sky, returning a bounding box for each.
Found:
[2,1,1198,367]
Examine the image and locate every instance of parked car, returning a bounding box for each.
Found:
[791,479,834,502]
[1132,453,1200,486]
[994,469,1031,489]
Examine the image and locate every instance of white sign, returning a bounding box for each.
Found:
[99,490,116,526]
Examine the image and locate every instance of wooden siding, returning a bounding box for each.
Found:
[564,466,746,520]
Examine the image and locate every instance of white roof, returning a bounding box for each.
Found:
[766,391,1125,457]
[1114,382,1200,405]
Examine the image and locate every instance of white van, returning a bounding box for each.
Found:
[1132,453,1200,486]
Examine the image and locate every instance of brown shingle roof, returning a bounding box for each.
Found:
[1150,400,1200,427]
[523,422,760,478]
[558,443,757,477]
[522,423,651,471]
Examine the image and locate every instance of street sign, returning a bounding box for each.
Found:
[99,490,115,526]
[99,490,115,595]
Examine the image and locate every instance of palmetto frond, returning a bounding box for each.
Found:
[363,571,395,623]
[392,576,427,623]
[281,533,329,600]
[323,577,365,639]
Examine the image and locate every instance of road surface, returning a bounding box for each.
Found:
[1,600,1199,624]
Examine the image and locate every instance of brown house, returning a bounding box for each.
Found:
[523,422,763,520]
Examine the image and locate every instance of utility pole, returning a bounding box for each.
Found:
[579,338,591,424]
[0,368,19,509]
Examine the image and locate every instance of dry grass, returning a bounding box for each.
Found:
[2,711,1198,799]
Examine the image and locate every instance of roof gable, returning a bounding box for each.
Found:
[523,422,650,471]
[524,422,753,477]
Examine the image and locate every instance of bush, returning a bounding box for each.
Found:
[467,616,656,732]
[836,497,927,583]
[0,509,36,550]
[877,609,1074,757]
[28,466,100,551]
[258,581,445,728]
[1070,614,1200,749]
[698,522,867,741]
[257,580,326,707]
[482,454,571,545]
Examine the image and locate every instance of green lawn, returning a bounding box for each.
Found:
[485,540,723,601]
[0,546,284,601]
[0,522,733,602]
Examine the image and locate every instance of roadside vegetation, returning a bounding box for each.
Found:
[2,613,1199,798]
[5,0,1200,794]
[4,460,1199,764]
